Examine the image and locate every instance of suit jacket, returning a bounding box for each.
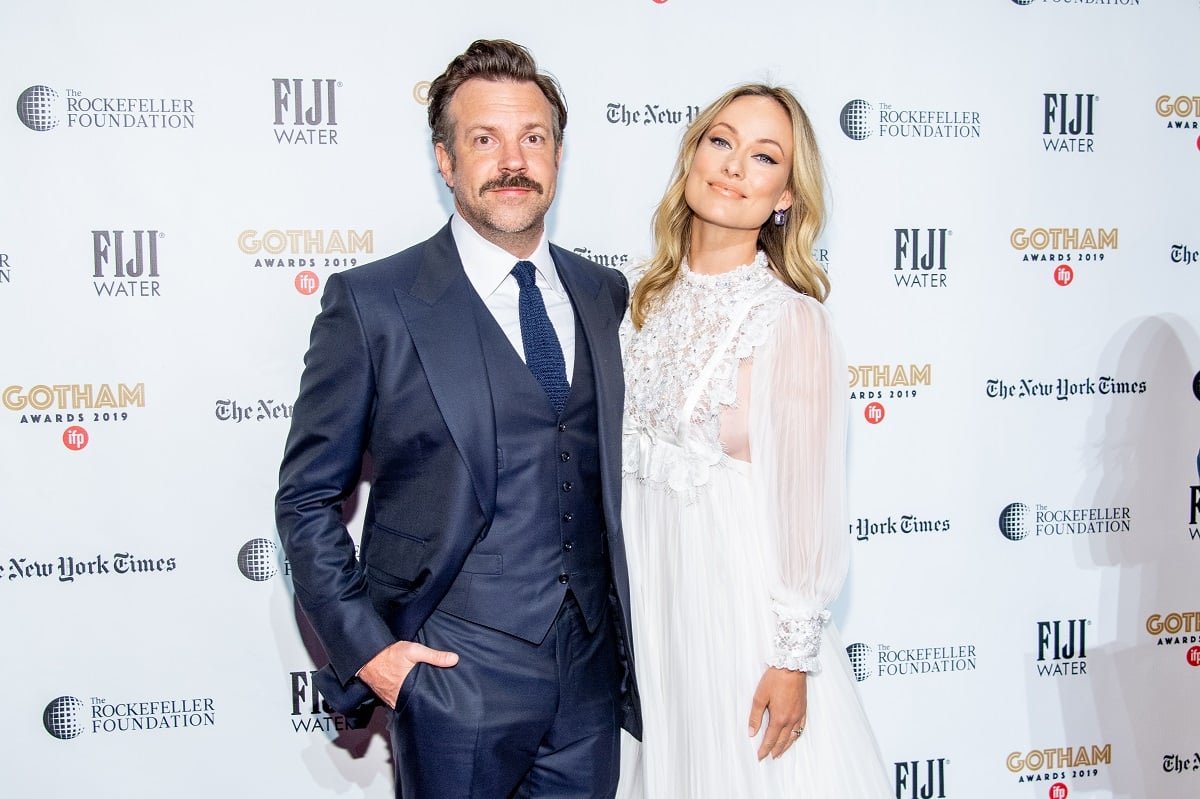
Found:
[275,222,640,735]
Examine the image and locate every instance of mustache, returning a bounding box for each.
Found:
[480,174,544,195]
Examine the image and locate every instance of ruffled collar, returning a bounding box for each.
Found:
[680,250,772,289]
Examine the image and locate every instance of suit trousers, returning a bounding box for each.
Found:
[390,594,622,798]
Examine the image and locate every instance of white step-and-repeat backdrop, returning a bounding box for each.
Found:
[3,1,1198,797]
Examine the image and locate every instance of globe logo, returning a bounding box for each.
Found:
[839,99,872,141]
[999,502,1031,541]
[846,643,872,682]
[1191,370,1200,402]
[43,696,85,739]
[17,85,60,131]
[238,538,278,581]
[1011,0,1036,5]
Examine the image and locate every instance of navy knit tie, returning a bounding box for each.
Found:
[512,260,569,414]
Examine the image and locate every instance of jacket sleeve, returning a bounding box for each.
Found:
[275,271,396,686]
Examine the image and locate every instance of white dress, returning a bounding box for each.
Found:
[617,253,891,798]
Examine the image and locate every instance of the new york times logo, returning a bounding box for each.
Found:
[1043,93,1098,153]
[289,670,354,732]
[215,399,294,423]
[1172,244,1199,266]
[894,228,949,288]
[3,552,176,583]
[606,102,701,127]
[92,230,162,298]
[44,695,215,738]
[572,246,630,270]
[1036,619,1090,677]
[986,375,1147,401]
[273,79,340,144]
[1163,753,1200,773]
[850,514,950,541]
[1006,744,1111,785]
[895,758,948,799]
[845,641,976,681]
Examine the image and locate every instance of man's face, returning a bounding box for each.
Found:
[435,78,561,257]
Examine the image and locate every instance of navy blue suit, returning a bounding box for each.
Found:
[276,223,640,797]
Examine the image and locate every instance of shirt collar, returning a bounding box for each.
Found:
[451,214,563,300]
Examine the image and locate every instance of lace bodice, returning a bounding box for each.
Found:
[620,253,851,673]
[621,252,798,460]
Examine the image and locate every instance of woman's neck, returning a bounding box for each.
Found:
[687,222,759,275]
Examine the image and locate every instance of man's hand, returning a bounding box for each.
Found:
[748,667,807,761]
[358,640,459,708]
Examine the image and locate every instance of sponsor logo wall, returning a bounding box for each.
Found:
[2,1,1197,797]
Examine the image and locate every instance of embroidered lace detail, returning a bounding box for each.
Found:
[621,252,799,491]
[768,607,830,672]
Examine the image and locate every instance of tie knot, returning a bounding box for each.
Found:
[512,260,537,288]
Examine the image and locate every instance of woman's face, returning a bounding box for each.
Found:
[683,95,794,234]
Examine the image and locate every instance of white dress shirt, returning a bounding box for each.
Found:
[451,213,576,383]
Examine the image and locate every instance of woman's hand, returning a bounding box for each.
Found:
[748,667,807,761]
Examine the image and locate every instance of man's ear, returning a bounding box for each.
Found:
[435,142,454,189]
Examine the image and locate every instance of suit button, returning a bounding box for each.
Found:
[561,481,573,492]
[562,512,573,523]
[558,423,567,432]
[563,541,574,552]
[558,573,570,584]
[560,452,570,462]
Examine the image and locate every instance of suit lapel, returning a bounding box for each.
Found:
[393,225,497,521]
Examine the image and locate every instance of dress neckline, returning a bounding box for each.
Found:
[680,251,771,289]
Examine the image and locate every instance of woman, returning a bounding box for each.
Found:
[618,84,891,797]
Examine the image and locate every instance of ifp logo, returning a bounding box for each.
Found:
[62,426,89,451]
[294,270,319,295]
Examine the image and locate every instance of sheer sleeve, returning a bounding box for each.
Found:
[748,295,849,672]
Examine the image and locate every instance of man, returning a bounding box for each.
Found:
[275,39,640,798]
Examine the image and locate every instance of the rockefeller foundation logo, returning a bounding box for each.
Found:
[44,695,216,739]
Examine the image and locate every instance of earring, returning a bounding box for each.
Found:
[773,208,787,227]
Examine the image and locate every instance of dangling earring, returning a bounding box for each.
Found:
[773,208,787,227]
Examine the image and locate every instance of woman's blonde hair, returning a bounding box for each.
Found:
[630,84,827,329]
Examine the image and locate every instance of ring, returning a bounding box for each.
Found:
[790,728,804,736]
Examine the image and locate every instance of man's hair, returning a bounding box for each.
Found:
[427,39,567,154]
